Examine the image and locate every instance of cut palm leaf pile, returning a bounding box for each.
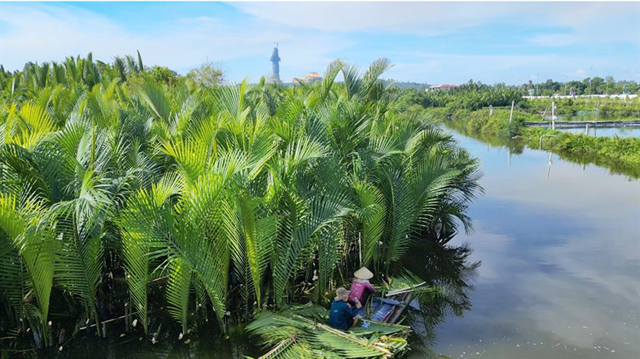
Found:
[246,304,411,359]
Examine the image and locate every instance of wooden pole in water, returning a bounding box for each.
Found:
[551,101,556,130]
[509,101,514,122]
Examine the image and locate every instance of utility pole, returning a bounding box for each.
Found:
[588,65,595,96]
[551,101,556,130]
[509,101,515,122]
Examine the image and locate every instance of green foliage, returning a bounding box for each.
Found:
[149,66,178,86]
[443,108,535,139]
[395,85,524,114]
[187,60,224,88]
[0,54,483,350]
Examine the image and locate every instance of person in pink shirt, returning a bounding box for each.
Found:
[348,267,377,306]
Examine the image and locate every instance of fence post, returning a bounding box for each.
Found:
[551,101,556,130]
[509,101,514,123]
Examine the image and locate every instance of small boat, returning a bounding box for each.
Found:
[369,292,412,324]
[247,276,427,358]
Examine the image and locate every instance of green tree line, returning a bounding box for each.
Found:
[395,80,640,120]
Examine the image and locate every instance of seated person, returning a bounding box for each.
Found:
[328,287,362,330]
[348,267,376,306]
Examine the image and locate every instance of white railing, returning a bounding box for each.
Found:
[523,94,638,100]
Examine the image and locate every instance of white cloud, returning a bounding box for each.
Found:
[0,2,637,83]
[528,33,577,47]
[232,1,640,44]
[563,68,587,79]
[232,2,517,36]
[528,5,639,47]
[0,3,352,80]
[382,51,578,84]
[0,4,133,67]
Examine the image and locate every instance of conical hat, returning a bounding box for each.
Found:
[354,267,373,280]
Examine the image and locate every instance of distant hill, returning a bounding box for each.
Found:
[268,80,431,91]
[382,80,431,90]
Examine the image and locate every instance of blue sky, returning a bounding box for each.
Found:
[1,1,639,85]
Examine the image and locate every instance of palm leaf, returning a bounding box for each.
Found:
[139,82,171,123]
[0,193,56,346]
[246,306,410,359]
[351,180,385,266]
[165,258,192,334]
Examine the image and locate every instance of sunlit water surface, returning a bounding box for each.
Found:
[420,128,640,359]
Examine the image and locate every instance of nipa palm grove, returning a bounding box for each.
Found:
[0,53,482,351]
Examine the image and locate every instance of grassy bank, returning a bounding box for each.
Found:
[526,97,640,118]
[433,107,537,137]
[396,86,640,121]
[430,107,640,178]
[522,127,640,178]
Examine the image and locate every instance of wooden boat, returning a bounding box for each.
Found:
[247,279,426,358]
[368,292,412,324]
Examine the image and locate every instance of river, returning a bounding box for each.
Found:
[556,126,640,138]
[420,128,640,359]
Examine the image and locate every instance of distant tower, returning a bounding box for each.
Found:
[270,45,281,83]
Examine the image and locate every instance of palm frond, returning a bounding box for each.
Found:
[360,58,394,101]
[139,82,172,123]
[351,180,385,266]
[246,305,410,358]
[0,193,56,345]
[166,258,192,334]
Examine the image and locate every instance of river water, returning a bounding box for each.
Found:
[556,126,640,138]
[421,128,640,359]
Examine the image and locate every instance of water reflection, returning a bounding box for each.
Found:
[431,128,640,359]
[556,126,640,139]
[447,121,640,179]
[41,325,261,359]
[397,237,480,358]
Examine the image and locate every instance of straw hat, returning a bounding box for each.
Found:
[354,267,373,280]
